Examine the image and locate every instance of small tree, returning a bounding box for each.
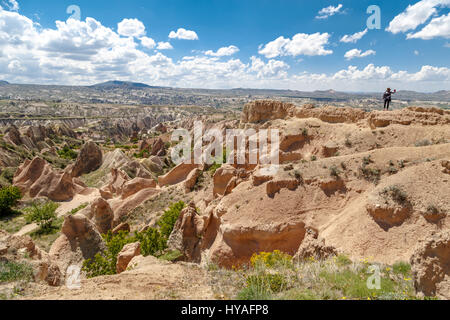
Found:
[26,201,58,232]
[0,186,22,217]
[158,201,186,239]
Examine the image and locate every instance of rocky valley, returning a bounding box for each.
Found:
[0,92,449,301]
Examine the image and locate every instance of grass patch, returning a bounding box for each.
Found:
[209,252,421,301]
[68,203,89,215]
[392,262,411,277]
[159,250,183,262]
[0,261,34,283]
[0,210,27,234]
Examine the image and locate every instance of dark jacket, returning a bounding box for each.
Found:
[383,91,392,101]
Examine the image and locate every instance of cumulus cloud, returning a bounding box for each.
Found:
[316,4,343,19]
[2,0,19,11]
[386,0,450,36]
[157,42,173,50]
[204,45,239,57]
[340,29,368,43]
[168,28,198,40]
[117,18,146,37]
[140,36,156,49]
[407,13,450,39]
[249,56,289,79]
[344,49,376,60]
[259,33,333,58]
[0,8,448,91]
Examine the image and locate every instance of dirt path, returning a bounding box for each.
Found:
[15,188,101,237]
[26,256,215,300]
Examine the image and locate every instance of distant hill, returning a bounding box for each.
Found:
[90,80,152,89]
[0,80,9,86]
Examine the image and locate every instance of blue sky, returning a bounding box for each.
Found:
[0,0,449,91]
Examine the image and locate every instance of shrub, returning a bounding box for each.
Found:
[415,140,431,147]
[250,251,293,269]
[57,145,78,160]
[362,155,373,166]
[0,168,15,184]
[69,203,88,215]
[426,205,440,214]
[159,250,183,262]
[208,162,222,175]
[392,262,411,277]
[329,165,341,178]
[293,170,303,183]
[134,149,150,159]
[83,231,136,278]
[359,166,381,184]
[136,228,167,257]
[302,128,308,137]
[83,201,186,278]
[25,201,59,233]
[345,136,352,148]
[0,186,22,217]
[381,186,408,205]
[158,201,186,239]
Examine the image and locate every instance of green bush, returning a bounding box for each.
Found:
[83,201,186,278]
[134,149,150,159]
[83,231,137,278]
[57,145,78,160]
[0,168,15,184]
[0,186,22,217]
[25,201,59,233]
[136,228,167,257]
[158,201,186,239]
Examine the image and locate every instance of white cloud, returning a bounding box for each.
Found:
[117,18,146,37]
[344,49,376,60]
[414,50,420,55]
[407,13,450,39]
[259,33,333,58]
[0,8,448,91]
[316,4,343,19]
[340,29,368,43]
[168,28,198,40]
[204,45,239,57]
[249,56,289,79]
[157,42,173,50]
[140,36,156,49]
[386,0,450,35]
[2,0,19,11]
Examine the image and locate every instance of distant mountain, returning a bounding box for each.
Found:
[90,80,151,89]
[0,80,9,86]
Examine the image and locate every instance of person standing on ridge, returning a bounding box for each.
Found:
[383,88,396,111]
